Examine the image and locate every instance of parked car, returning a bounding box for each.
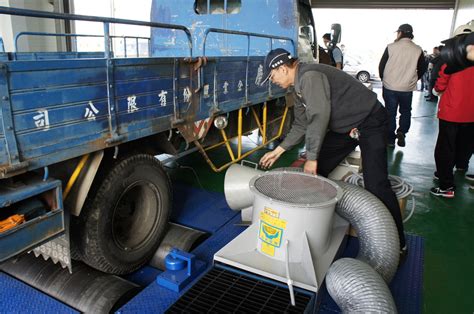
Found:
[343,55,377,83]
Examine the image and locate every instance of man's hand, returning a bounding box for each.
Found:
[304,160,318,175]
[467,44,474,61]
[259,146,285,169]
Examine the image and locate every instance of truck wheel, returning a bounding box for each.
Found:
[76,154,171,274]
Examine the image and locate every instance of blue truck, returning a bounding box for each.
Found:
[0,0,330,275]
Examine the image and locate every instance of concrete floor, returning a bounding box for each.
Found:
[167,86,474,313]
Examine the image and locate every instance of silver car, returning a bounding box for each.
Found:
[343,55,377,83]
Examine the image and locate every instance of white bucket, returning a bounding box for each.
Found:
[250,171,342,262]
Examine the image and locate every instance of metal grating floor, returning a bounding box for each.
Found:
[166,266,313,313]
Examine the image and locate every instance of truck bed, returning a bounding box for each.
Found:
[0,52,281,178]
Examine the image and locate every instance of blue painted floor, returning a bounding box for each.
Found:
[0,183,423,314]
[0,272,77,313]
[120,184,423,313]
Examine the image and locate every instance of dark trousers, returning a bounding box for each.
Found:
[317,105,406,249]
[382,87,413,143]
[422,71,429,91]
[435,120,474,189]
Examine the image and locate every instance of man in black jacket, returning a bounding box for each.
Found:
[426,46,443,102]
[322,33,344,69]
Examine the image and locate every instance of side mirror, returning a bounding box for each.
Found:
[331,23,342,44]
[300,25,315,45]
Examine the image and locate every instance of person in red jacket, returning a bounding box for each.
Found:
[430,64,474,198]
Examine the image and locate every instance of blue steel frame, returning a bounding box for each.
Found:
[0,62,28,174]
[0,6,193,178]
[0,179,64,262]
[0,4,297,179]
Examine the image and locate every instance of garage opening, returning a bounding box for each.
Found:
[313,7,453,83]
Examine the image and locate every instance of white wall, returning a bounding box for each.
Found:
[72,0,152,55]
[0,0,65,52]
[312,8,453,74]
[0,0,16,51]
[453,0,474,34]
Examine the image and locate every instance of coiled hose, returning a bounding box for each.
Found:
[344,173,415,223]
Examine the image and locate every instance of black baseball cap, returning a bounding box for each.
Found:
[261,48,294,86]
[396,23,413,34]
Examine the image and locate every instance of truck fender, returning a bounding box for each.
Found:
[64,150,104,216]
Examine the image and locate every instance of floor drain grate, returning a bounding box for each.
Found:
[166,265,313,313]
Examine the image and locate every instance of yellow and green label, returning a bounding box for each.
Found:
[258,208,287,256]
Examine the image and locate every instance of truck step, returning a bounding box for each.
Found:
[0,179,64,262]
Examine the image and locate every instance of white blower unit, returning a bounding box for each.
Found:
[216,169,349,292]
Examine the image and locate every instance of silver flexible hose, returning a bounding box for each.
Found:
[344,173,415,223]
[335,181,400,282]
[326,182,400,313]
[326,258,397,313]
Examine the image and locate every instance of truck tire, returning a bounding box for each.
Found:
[74,154,171,274]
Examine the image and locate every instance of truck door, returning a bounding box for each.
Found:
[297,0,317,62]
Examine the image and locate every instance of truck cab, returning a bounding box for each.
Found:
[150,0,318,62]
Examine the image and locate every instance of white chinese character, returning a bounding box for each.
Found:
[183,87,192,103]
[84,101,99,121]
[203,84,209,98]
[127,95,139,113]
[238,80,244,92]
[33,110,50,130]
[159,90,168,107]
[223,81,229,94]
[255,64,264,85]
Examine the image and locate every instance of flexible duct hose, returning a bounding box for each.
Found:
[326,258,397,313]
[344,173,416,223]
[335,181,400,282]
[326,182,400,313]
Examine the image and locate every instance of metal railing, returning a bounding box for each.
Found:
[202,28,296,57]
[201,28,295,105]
[0,6,193,57]
[14,32,151,57]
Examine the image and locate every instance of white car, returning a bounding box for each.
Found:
[343,56,377,83]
